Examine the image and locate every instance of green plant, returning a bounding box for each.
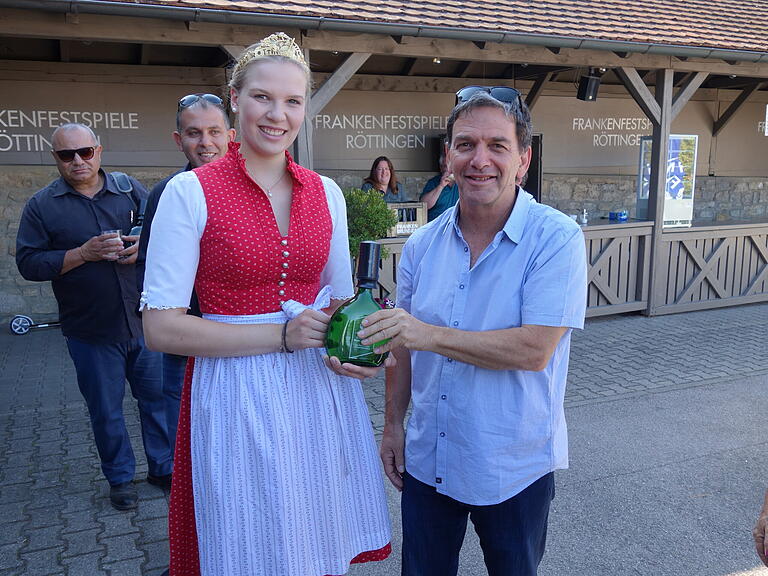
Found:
[343,188,399,259]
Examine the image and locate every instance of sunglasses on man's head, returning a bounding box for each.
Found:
[53,146,96,163]
[455,86,524,108]
[178,93,224,110]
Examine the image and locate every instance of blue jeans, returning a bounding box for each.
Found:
[66,336,173,485]
[401,471,554,576]
[162,353,187,453]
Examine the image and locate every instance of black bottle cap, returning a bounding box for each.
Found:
[356,241,381,288]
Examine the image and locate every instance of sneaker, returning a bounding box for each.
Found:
[109,482,138,510]
[147,472,172,490]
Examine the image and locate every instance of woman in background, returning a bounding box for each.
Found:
[361,155,402,202]
[142,32,391,576]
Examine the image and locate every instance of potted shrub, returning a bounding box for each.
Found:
[343,187,399,260]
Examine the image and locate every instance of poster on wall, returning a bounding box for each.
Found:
[636,134,698,228]
[0,80,218,166]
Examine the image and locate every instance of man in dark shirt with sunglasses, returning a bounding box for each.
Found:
[137,93,235,456]
[16,122,172,511]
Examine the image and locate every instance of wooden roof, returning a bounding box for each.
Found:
[106,0,768,55]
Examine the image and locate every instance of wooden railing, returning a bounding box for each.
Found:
[583,222,653,317]
[377,238,406,302]
[376,220,768,318]
[377,223,654,318]
[652,222,768,314]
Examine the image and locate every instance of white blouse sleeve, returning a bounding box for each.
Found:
[320,176,355,300]
[140,171,207,310]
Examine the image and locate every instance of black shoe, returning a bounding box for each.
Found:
[147,472,172,490]
[109,482,138,510]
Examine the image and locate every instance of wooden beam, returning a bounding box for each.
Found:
[140,44,151,65]
[0,8,283,48]
[309,51,371,117]
[646,69,674,316]
[670,71,707,120]
[615,66,661,125]
[0,59,226,85]
[295,47,313,169]
[59,40,70,63]
[220,45,246,59]
[525,72,552,111]
[713,82,766,136]
[4,8,768,77]
[455,61,472,78]
[401,58,418,76]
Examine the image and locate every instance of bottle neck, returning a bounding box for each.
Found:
[356,278,377,291]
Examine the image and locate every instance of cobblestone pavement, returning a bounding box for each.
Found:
[1,302,767,575]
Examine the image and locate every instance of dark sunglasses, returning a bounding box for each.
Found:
[53,146,96,162]
[455,86,524,108]
[178,93,224,110]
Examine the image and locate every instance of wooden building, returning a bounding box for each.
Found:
[1,0,767,319]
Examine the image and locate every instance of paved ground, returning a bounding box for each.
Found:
[1,302,768,575]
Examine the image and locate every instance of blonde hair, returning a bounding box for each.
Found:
[229,32,311,94]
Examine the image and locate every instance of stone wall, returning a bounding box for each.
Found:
[2,167,767,324]
[541,174,768,223]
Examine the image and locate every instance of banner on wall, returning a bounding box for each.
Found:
[765,104,768,136]
[0,80,216,166]
[636,134,698,228]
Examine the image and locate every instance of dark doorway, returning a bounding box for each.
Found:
[525,134,543,203]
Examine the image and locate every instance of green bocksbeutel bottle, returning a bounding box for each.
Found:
[325,241,389,367]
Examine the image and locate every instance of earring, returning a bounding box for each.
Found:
[231,105,237,113]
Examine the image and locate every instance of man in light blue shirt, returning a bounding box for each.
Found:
[358,86,587,576]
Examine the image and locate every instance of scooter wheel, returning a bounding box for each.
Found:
[10,315,33,335]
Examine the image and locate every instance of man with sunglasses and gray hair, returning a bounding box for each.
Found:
[16,122,172,511]
[360,86,588,575]
[137,93,235,462]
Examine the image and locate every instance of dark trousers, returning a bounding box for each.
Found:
[401,471,555,576]
[161,353,187,453]
[66,336,172,485]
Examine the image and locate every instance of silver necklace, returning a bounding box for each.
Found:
[256,171,287,198]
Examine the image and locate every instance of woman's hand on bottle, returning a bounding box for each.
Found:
[285,309,329,350]
[323,354,396,380]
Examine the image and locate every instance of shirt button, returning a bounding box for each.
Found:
[278,289,285,296]
[281,239,288,246]
[281,272,287,279]
[282,251,290,257]
[439,432,445,437]
[282,263,289,269]
[447,358,453,363]
[441,394,447,400]
[464,247,468,252]
[278,281,285,286]
[453,321,458,326]
[279,300,285,305]
[435,477,442,484]
[459,284,464,289]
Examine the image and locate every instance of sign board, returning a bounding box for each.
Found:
[636,134,698,227]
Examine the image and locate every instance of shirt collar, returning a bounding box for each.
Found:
[502,188,533,244]
[449,187,533,245]
[51,169,113,197]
